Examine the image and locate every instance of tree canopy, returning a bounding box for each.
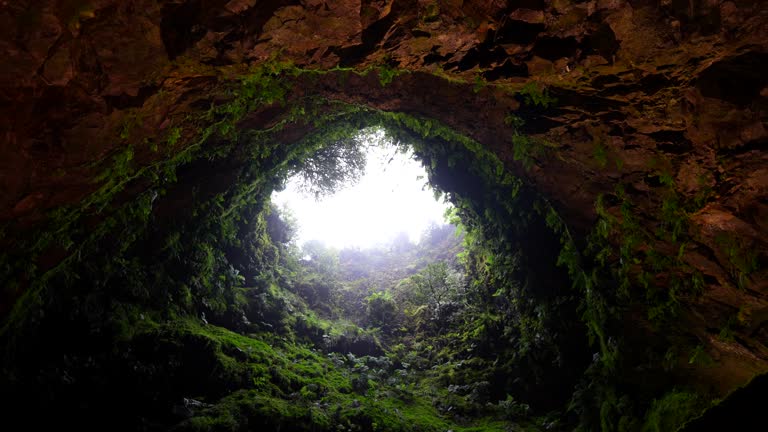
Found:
[289,137,368,200]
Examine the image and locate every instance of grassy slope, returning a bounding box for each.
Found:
[152,318,527,432]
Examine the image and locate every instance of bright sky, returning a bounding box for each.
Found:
[271,137,451,249]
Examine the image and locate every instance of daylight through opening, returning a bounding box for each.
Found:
[271,130,453,249]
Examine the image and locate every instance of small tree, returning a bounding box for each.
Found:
[266,204,298,245]
[365,291,397,331]
[290,137,367,200]
[395,261,466,333]
[390,231,413,252]
[409,261,464,307]
[301,240,339,275]
[294,240,340,311]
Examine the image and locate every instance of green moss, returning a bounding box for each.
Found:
[151,316,490,432]
[641,391,704,432]
[473,76,487,93]
[593,139,609,168]
[714,233,758,290]
[504,114,525,129]
[518,82,557,108]
[378,64,401,86]
[179,390,316,431]
[512,133,541,170]
[422,3,440,22]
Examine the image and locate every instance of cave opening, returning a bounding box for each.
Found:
[1,108,593,430]
[4,68,763,429]
[3,2,768,427]
[270,128,452,250]
[257,116,592,415]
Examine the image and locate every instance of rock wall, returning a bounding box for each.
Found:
[1,0,767,397]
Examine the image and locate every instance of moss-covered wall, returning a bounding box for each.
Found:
[1,0,767,430]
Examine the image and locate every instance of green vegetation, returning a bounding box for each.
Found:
[378,63,400,87]
[715,233,758,290]
[473,76,487,93]
[593,140,609,168]
[518,82,557,108]
[504,113,552,170]
[0,58,727,432]
[138,316,499,432]
[640,391,705,432]
[288,137,368,200]
[591,182,706,327]
[512,133,545,170]
[0,98,553,430]
[421,2,440,22]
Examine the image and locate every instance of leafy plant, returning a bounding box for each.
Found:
[378,64,399,86]
[289,136,368,200]
[714,233,758,290]
[518,82,557,108]
[641,391,704,432]
[593,140,608,168]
